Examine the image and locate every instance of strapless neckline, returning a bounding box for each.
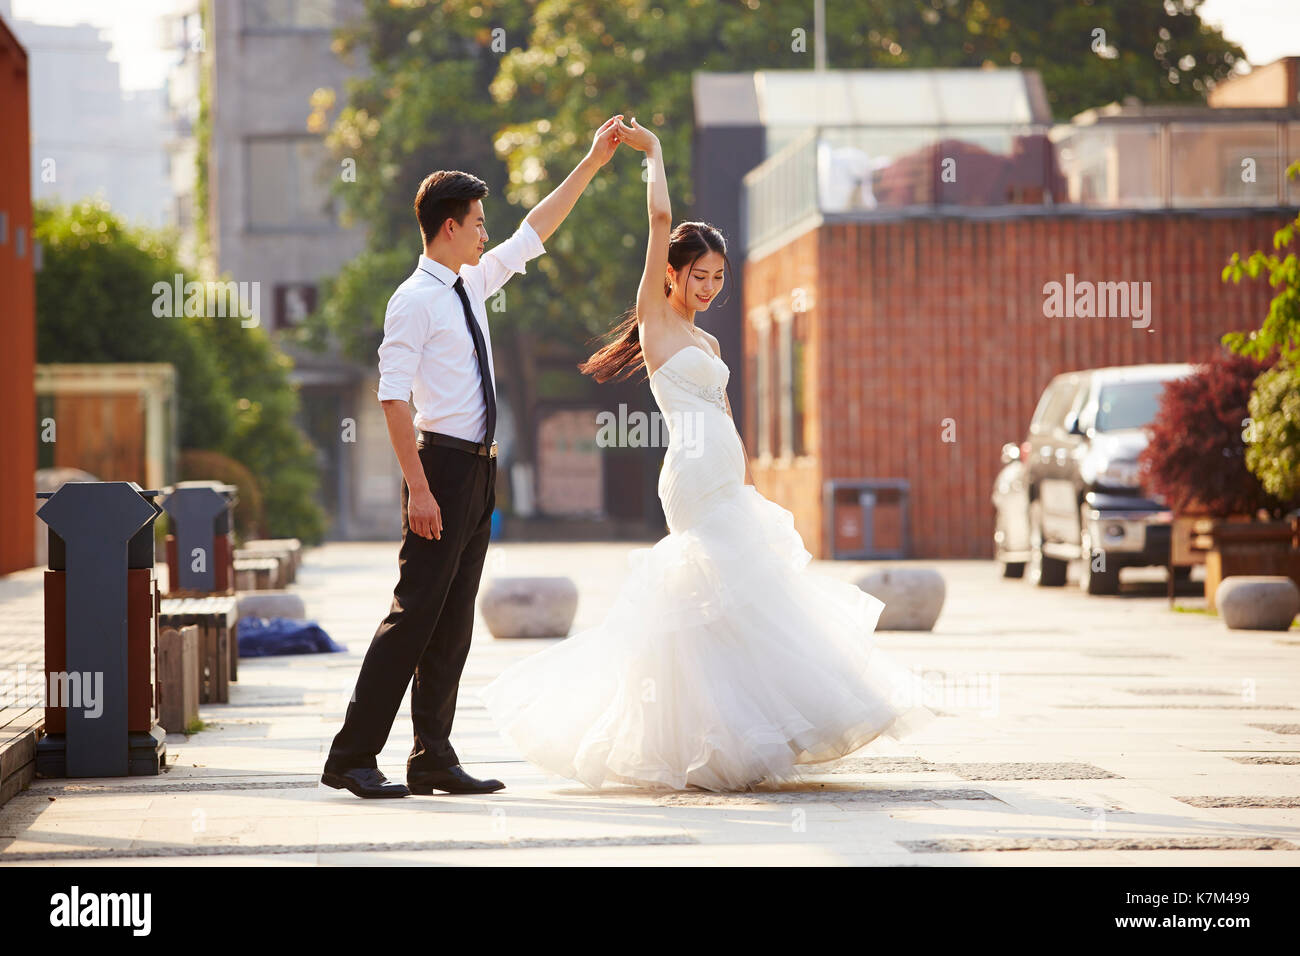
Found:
[649,345,722,383]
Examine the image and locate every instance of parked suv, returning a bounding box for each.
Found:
[992,363,1193,594]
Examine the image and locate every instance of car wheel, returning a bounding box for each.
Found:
[1079,504,1120,595]
[995,517,1026,578]
[1028,500,1067,587]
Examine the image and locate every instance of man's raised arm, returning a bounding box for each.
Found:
[525,114,623,242]
[462,115,623,301]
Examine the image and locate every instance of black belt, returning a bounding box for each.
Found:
[419,430,498,458]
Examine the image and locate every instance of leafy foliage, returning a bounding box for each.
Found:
[34,200,326,542]
[1222,160,1300,366]
[298,0,535,360]
[1244,362,1300,505]
[34,198,232,450]
[305,0,1243,362]
[839,0,1244,119]
[1137,351,1292,518]
[1221,160,1300,508]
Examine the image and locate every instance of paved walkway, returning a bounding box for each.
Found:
[1,542,1298,866]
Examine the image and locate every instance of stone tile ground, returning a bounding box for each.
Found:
[1,542,1298,866]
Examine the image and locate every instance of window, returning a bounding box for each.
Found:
[776,309,807,458]
[777,313,792,457]
[1094,381,1170,432]
[1032,376,1082,434]
[246,137,336,230]
[242,0,336,31]
[273,283,317,330]
[791,317,808,456]
[1047,379,1085,434]
[751,310,773,459]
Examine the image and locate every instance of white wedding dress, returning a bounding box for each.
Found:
[479,345,935,791]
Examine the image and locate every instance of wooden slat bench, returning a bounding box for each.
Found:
[0,705,43,808]
[239,539,302,584]
[233,557,283,591]
[156,625,200,735]
[158,597,238,703]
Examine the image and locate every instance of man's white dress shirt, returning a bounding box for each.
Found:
[376,219,546,443]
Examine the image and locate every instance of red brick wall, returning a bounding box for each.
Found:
[745,212,1290,558]
[0,17,35,575]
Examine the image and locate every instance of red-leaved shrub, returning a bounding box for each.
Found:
[1138,350,1284,518]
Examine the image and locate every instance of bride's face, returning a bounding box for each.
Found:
[669,250,726,313]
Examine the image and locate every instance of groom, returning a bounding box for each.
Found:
[322,116,625,798]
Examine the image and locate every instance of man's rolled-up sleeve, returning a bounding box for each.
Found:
[376,291,429,403]
[461,218,547,301]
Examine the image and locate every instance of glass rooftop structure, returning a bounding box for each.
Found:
[694,70,1300,257]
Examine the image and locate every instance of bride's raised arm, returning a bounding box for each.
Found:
[617,117,671,328]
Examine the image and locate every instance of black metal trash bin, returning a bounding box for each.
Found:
[35,481,167,777]
[161,481,239,594]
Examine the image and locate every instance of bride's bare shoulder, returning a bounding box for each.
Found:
[698,329,722,359]
[637,310,677,371]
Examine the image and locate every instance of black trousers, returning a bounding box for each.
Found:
[325,441,496,777]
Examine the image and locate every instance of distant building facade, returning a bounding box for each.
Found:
[9,17,170,228]
[206,0,401,539]
[695,69,1299,559]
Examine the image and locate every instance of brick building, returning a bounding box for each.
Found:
[717,70,1299,559]
[743,212,1289,560]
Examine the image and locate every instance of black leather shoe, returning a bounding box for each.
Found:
[321,767,410,798]
[408,765,505,795]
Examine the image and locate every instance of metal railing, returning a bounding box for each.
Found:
[742,119,1300,254]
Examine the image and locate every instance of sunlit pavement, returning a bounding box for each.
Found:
[2,541,1298,866]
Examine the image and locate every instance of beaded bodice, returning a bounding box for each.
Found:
[649,346,729,413]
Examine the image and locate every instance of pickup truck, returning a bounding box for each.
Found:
[992,363,1193,594]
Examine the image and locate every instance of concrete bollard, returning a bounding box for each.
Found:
[236,590,306,620]
[1216,576,1300,631]
[854,566,946,631]
[479,577,579,639]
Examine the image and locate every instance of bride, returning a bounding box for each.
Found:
[479,117,934,791]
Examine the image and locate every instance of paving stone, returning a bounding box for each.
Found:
[1056,704,1297,710]
[23,780,321,795]
[813,757,939,774]
[656,787,1000,806]
[1082,651,1181,659]
[1124,687,1235,696]
[901,836,1294,853]
[0,833,697,863]
[819,758,1119,780]
[1174,795,1300,808]
[4,546,1299,866]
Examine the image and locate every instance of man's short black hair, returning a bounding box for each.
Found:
[414,170,489,244]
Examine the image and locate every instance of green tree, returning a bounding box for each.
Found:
[1223,159,1300,507]
[299,0,537,362]
[302,0,1244,485]
[828,0,1245,120]
[34,198,232,450]
[309,0,1244,361]
[34,199,326,542]
[1243,364,1300,505]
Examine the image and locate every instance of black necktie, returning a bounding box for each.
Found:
[420,268,496,446]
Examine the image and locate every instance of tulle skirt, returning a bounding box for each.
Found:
[478,483,936,792]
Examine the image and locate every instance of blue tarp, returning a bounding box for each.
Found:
[237,617,346,657]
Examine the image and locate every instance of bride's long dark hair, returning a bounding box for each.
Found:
[577,221,733,383]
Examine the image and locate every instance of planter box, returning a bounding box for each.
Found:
[1200,518,1300,612]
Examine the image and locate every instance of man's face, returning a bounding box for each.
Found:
[453,199,488,265]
